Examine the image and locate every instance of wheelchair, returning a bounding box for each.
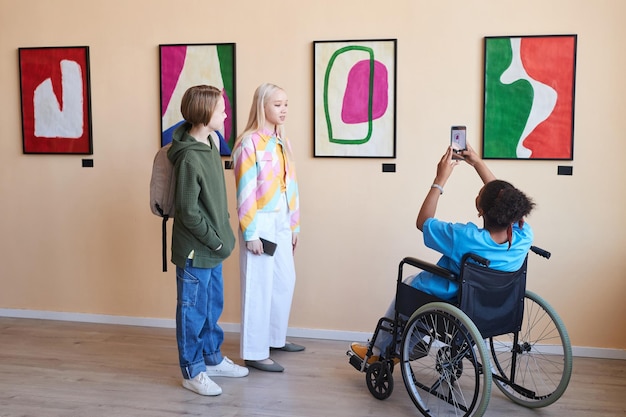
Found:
[347,246,572,417]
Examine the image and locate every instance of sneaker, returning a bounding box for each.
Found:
[351,342,400,365]
[205,357,249,378]
[182,372,222,396]
[350,342,379,364]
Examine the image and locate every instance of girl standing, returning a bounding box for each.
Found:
[232,83,303,372]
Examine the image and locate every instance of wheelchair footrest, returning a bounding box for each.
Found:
[347,350,366,372]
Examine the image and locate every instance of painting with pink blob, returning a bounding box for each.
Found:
[314,39,396,158]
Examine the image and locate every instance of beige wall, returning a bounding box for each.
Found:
[1,0,625,351]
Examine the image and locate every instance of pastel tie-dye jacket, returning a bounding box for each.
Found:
[232,128,300,241]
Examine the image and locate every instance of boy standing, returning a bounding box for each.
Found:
[168,85,248,396]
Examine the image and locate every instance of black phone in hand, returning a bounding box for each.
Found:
[259,238,277,256]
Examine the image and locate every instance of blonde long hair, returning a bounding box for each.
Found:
[235,83,288,150]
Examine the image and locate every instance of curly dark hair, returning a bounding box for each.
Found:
[479,180,535,230]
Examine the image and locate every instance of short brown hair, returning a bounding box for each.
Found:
[180,85,222,125]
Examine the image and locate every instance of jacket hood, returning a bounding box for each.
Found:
[168,122,211,164]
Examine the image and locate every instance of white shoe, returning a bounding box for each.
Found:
[182,372,222,396]
[205,357,249,378]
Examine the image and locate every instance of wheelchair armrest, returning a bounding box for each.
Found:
[400,256,456,280]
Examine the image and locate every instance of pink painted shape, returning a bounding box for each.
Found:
[160,46,187,116]
[341,60,388,124]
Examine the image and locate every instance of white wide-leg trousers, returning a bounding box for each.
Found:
[240,194,296,360]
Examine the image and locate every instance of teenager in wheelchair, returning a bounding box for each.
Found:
[347,146,572,416]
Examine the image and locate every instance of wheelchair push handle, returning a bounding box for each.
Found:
[530,245,551,259]
[465,247,551,264]
[462,253,490,267]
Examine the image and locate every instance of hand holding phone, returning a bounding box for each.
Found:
[259,238,277,256]
[450,125,466,159]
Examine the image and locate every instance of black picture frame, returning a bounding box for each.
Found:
[482,34,577,160]
[19,46,93,155]
[159,43,236,156]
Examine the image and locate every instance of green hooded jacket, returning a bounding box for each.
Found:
[167,122,235,268]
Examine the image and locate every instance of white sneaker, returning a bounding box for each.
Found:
[182,372,222,396]
[204,356,249,378]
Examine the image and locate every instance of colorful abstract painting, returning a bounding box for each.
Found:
[159,43,236,155]
[482,35,577,160]
[19,46,93,154]
[314,39,397,158]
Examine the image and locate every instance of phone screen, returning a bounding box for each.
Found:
[451,126,467,152]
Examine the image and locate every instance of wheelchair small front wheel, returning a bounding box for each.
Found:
[366,361,394,400]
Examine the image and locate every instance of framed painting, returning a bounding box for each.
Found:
[19,46,93,154]
[159,43,236,155]
[482,35,577,160]
[313,39,397,158]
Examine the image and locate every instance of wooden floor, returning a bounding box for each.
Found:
[0,318,624,417]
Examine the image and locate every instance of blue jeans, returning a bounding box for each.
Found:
[176,259,224,379]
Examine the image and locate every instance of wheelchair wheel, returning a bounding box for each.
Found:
[400,302,492,417]
[489,290,572,408]
[366,361,394,400]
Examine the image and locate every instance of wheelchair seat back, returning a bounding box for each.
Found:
[458,256,528,339]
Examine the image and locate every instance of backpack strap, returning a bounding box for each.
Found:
[161,215,169,272]
[154,202,169,272]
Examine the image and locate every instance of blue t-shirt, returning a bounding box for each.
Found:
[410,218,534,301]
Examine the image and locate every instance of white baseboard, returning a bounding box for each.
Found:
[1,308,624,360]
[0,308,372,341]
[0,308,177,329]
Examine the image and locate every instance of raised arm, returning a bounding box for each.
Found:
[416,147,459,231]
[460,143,496,184]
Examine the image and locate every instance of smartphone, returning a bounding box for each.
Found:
[259,238,277,256]
[450,126,467,154]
